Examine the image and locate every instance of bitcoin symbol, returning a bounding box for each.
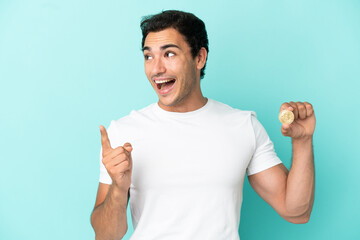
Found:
[279,110,294,124]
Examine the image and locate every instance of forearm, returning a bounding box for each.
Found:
[285,136,315,218]
[91,185,129,240]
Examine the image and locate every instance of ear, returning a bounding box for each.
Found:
[195,47,207,70]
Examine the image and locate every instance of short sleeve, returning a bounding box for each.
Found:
[99,120,118,185]
[246,112,282,176]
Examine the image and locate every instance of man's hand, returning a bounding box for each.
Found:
[280,101,316,139]
[100,125,133,193]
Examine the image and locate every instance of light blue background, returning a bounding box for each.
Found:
[1,0,359,239]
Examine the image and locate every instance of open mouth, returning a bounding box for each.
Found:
[154,79,176,93]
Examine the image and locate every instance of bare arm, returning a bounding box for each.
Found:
[91,125,134,239]
[91,183,130,240]
[248,101,315,224]
[248,163,312,224]
[285,137,314,218]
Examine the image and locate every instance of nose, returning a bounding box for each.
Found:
[152,57,166,75]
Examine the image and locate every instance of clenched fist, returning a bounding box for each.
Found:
[280,101,316,140]
[100,125,133,193]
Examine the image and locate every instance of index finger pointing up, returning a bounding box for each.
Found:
[99,125,112,153]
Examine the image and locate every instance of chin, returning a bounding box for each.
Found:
[159,96,178,107]
[159,99,173,106]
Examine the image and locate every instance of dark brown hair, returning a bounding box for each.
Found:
[140,10,209,79]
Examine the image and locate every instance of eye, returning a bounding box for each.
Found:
[165,52,175,57]
[144,54,153,60]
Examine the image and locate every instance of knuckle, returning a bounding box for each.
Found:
[289,103,296,108]
[114,154,127,163]
[280,102,291,111]
[115,146,125,153]
[305,102,313,109]
[123,161,130,167]
[110,168,118,176]
[120,152,128,159]
[104,163,111,171]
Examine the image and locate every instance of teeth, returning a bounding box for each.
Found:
[154,79,174,84]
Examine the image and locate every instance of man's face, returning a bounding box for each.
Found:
[143,28,200,109]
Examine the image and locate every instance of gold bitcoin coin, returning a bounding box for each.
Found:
[279,110,294,124]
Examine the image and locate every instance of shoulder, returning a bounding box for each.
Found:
[111,103,156,127]
[105,103,156,144]
[210,99,257,123]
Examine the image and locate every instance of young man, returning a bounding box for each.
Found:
[91,10,315,240]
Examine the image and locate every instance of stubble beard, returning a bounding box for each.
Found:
[162,73,197,107]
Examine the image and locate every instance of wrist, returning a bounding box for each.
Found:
[111,183,129,196]
[292,135,313,147]
[109,184,129,207]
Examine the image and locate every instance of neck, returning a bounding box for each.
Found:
[158,94,208,113]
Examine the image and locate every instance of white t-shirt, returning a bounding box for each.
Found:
[99,98,282,240]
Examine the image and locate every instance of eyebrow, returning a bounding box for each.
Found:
[142,44,181,52]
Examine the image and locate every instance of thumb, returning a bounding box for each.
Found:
[281,123,292,137]
[123,142,133,153]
